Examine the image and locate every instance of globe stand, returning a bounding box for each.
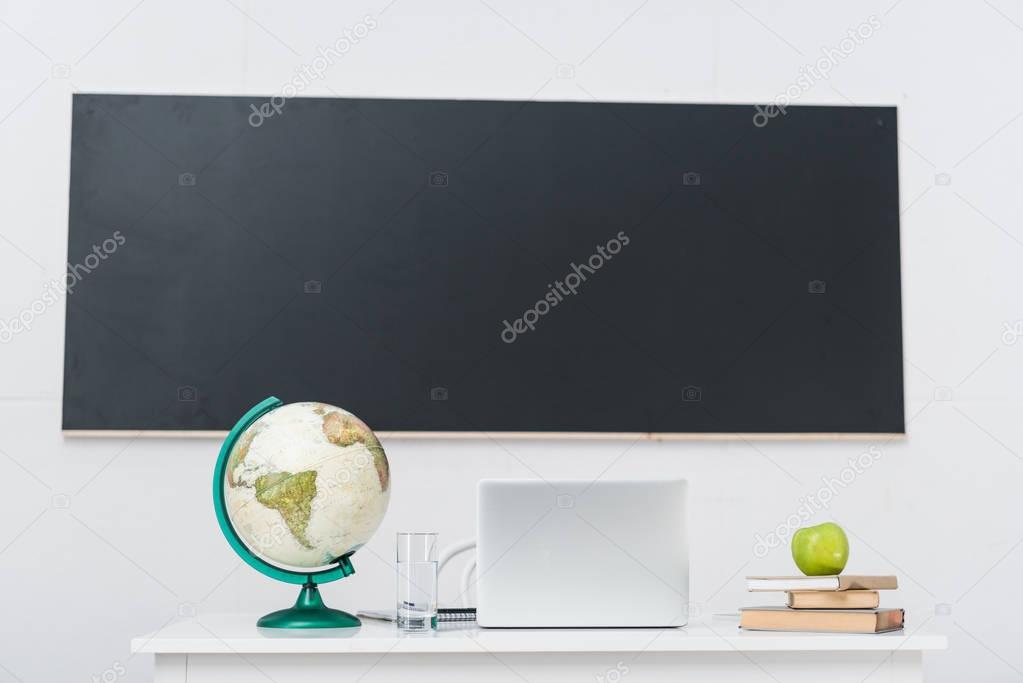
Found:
[258,577,360,629]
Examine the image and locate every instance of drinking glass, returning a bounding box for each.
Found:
[396,532,438,631]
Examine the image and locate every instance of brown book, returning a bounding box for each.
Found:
[746,575,898,592]
[740,607,904,633]
[787,590,880,609]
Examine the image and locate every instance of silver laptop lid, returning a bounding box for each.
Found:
[476,479,688,627]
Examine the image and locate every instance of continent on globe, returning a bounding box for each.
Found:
[225,428,257,487]
[254,471,318,549]
[319,408,389,491]
[321,410,371,447]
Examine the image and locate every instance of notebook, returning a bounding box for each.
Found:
[746,575,898,592]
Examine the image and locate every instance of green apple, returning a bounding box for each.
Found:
[792,522,849,576]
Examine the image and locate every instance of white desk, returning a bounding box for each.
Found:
[133,614,947,683]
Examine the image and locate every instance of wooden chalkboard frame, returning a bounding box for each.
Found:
[63,430,904,440]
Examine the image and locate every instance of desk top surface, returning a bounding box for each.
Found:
[132,614,948,655]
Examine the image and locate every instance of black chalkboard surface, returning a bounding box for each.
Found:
[63,94,903,435]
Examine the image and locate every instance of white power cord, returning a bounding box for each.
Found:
[437,538,477,607]
[459,557,477,607]
[438,537,476,573]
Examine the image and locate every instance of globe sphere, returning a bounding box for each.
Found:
[222,401,390,570]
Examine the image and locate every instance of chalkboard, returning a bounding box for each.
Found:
[63,94,904,435]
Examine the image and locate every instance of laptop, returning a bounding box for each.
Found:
[476,479,689,627]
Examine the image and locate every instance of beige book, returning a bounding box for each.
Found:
[740,607,904,633]
[787,590,879,609]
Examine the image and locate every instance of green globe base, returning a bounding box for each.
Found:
[257,579,361,629]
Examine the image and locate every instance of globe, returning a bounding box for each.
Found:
[213,396,390,629]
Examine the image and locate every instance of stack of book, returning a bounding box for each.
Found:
[741,575,903,633]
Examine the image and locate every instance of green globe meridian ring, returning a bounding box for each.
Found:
[212,396,358,628]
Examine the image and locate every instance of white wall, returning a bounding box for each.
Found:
[1,1,1021,681]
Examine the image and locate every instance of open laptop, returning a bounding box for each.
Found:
[476,479,688,628]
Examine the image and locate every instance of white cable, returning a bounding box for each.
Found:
[437,538,476,574]
[460,557,477,607]
[437,538,478,607]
